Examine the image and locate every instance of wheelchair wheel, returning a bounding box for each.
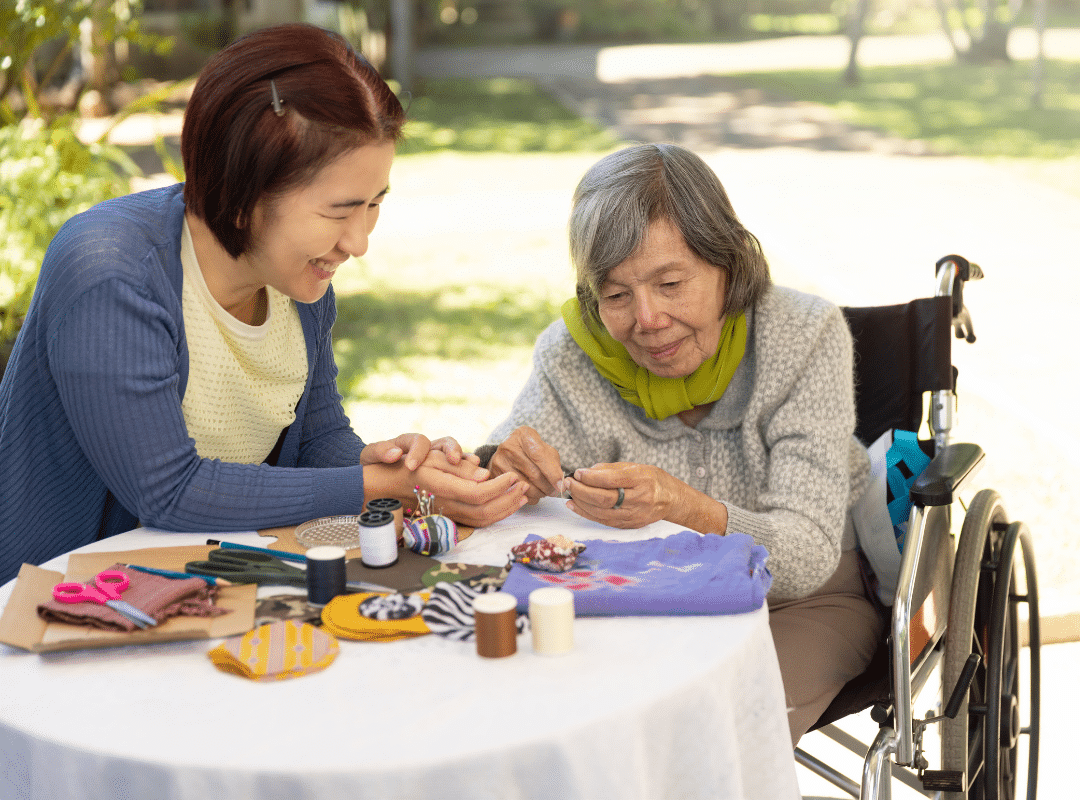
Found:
[941,490,1040,800]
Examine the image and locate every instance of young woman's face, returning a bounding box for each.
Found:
[243,141,396,304]
[597,217,728,379]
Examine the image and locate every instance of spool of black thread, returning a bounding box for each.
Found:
[366,497,403,537]
[306,545,347,606]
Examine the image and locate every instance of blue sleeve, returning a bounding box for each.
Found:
[48,279,367,531]
[295,290,368,469]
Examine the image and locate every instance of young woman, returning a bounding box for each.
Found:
[0,24,527,583]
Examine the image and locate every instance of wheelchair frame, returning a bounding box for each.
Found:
[795,256,1040,800]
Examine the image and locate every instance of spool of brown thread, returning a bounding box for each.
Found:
[473,592,519,658]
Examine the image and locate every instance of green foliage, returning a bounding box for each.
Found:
[0,120,138,340]
[565,0,720,41]
[1,0,167,120]
[332,284,561,398]
[742,60,1080,158]
[0,1,170,343]
[399,78,619,154]
[745,13,842,35]
[2,1,94,110]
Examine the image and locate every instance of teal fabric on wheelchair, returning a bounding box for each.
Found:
[886,430,931,551]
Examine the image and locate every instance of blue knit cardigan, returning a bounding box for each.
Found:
[0,185,368,583]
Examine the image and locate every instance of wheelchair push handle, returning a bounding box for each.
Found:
[936,254,982,284]
[936,254,982,344]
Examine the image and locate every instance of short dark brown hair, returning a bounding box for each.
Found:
[181,23,405,257]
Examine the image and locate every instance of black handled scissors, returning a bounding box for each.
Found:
[185,549,307,587]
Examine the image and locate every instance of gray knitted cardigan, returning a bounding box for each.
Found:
[488,285,870,603]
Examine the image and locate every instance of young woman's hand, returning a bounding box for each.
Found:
[413,450,528,527]
[363,448,526,528]
[360,433,481,474]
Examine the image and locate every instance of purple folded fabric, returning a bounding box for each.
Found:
[501,531,772,616]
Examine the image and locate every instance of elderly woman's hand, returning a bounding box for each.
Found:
[563,462,681,529]
[564,462,730,534]
[488,426,565,504]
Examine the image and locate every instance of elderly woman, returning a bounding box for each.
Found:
[479,143,883,744]
[0,24,527,584]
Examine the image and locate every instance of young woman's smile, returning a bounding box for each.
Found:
[243,141,396,305]
[188,140,397,322]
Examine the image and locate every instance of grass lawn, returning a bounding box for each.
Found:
[737,58,1080,199]
[741,59,1080,159]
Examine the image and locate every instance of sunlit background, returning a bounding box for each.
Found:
[3,4,1078,793]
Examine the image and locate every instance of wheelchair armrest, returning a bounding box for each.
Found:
[909,443,985,507]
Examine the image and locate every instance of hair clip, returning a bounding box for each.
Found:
[270,80,284,116]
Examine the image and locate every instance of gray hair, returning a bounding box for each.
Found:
[569,143,771,321]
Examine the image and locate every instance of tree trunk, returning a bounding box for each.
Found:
[964,18,1012,62]
[934,0,1015,63]
[388,0,413,92]
[1031,0,1048,107]
[843,0,871,85]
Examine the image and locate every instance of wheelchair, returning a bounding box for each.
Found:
[794,255,1040,800]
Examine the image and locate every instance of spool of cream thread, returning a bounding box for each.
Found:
[529,587,575,655]
[305,545,347,606]
[358,509,398,568]
[473,592,519,658]
[366,497,404,538]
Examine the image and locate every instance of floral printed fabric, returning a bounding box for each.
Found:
[509,534,586,572]
[501,531,772,616]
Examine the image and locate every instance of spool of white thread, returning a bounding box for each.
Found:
[528,587,574,656]
[358,509,398,568]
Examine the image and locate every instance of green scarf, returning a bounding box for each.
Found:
[561,298,747,420]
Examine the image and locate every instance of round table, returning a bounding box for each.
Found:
[0,500,800,800]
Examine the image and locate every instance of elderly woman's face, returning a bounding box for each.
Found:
[597,217,727,379]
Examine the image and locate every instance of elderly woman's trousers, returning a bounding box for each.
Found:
[769,548,885,745]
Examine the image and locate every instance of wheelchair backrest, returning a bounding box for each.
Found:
[842,296,955,448]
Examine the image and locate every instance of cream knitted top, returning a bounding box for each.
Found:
[180,220,307,464]
[488,285,870,603]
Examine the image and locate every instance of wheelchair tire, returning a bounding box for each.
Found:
[941,490,1040,799]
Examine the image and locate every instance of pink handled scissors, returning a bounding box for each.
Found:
[52,570,158,628]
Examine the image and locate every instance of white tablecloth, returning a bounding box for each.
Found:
[0,500,799,800]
